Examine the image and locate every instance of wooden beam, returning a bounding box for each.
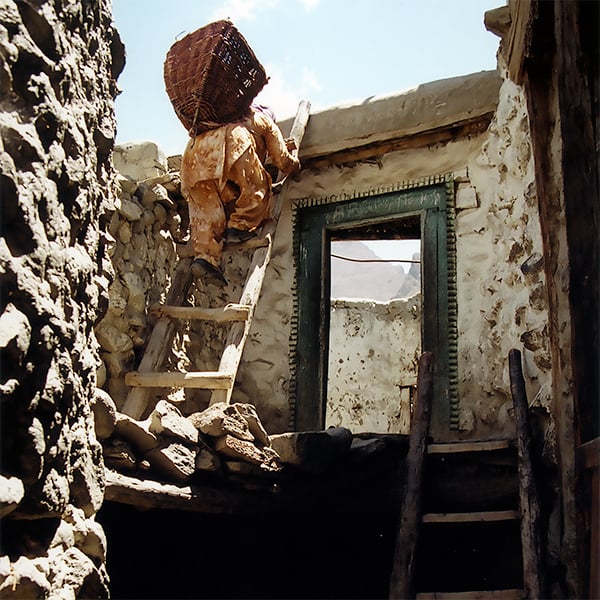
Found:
[125,371,233,390]
[428,440,513,454]
[422,510,520,523]
[509,348,544,599]
[388,351,433,599]
[416,590,524,600]
[484,5,512,38]
[104,469,275,514]
[304,115,493,170]
[149,303,251,322]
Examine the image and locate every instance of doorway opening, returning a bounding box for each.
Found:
[327,219,422,434]
[291,180,457,440]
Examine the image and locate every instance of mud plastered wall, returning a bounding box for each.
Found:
[104,72,551,442]
[247,69,551,440]
[457,71,552,444]
[0,1,123,596]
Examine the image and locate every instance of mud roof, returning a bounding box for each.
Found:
[279,70,502,160]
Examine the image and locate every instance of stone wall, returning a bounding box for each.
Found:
[456,72,552,444]
[0,0,124,596]
[95,143,185,408]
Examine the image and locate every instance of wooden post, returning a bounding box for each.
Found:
[388,351,433,599]
[509,348,544,599]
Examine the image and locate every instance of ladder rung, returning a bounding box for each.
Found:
[422,510,520,523]
[125,371,234,390]
[149,303,250,322]
[416,590,524,599]
[428,440,513,454]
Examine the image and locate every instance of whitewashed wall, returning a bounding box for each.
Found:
[245,70,551,440]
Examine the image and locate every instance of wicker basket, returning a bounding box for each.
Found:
[163,20,268,136]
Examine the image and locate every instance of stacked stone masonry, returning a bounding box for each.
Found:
[0,0,124,597]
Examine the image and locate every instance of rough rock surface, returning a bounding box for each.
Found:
[105,401,280,482]
[0,0,124,596]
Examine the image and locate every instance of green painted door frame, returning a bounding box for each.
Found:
[290,178,458,440]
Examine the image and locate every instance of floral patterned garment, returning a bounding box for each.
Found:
[180,110,299,268]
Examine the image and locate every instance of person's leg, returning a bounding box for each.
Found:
[187,181,228,285]
[226,147,272,234]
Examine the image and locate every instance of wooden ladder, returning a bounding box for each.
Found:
[389,349,544,599]
[121,100,311,420]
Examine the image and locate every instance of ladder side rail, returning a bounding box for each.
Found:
[210,238,274,405]
[509,348,544,599]
[210,100,311,406]
[388,351,434,600]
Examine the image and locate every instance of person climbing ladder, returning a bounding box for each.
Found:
[179,103,300,287]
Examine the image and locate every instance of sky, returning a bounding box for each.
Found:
[111,0,500,158]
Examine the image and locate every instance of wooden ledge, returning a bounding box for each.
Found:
[428,439,513,454]
[422,509,520,524]
[417,590,524,600]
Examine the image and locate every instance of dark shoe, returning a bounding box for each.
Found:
[191,258,227,287]
[225,227,256,244]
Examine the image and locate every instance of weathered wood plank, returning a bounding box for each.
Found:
[104,469,274,514]
[125,371,233,390]
[428,440,513,454]
[509,348,544,600]
[149,303,250,322]
[422,510,519,523]
[416,590,524,600]
[388,351,433,599]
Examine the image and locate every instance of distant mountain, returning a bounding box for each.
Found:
[330,241,410,302]
[394,252,421,298]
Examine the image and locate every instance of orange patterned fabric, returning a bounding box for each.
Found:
[180,110,299,268]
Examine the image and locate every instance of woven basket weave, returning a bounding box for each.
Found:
[163,20,268,136]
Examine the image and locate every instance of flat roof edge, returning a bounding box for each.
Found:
[279,70,502,159]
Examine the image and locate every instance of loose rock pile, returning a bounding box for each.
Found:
[93,390,371,489]
[96,395,283,484]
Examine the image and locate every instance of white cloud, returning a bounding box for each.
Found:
[210,0,279,22]
[254,63,303,121]
[299,0,320,10]
[255,63,324,121]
